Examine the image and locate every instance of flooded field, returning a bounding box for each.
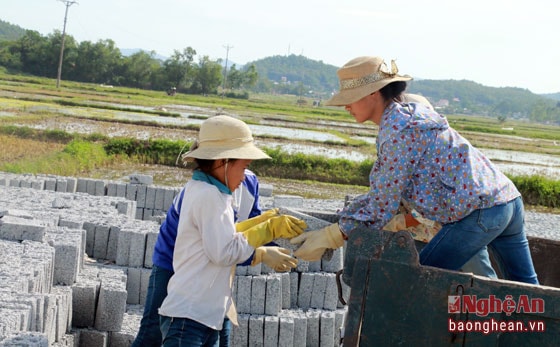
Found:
[2,91,560,180]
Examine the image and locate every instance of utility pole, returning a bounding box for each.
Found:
[56,0,78,89]
[221,44,233,97]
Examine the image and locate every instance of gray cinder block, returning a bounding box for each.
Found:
[306,310,321,347]
[293,312,307,347]
[323,273,339,311]
[264,316,279,346]
[71,280,99,328]
[248,315,264,347]
[0,215,46,242]
[278,316,295,347]
[93,224,110,260]
[145,186,157,209]
[289,272,299,308]
[281,272,291,309]
[125,184,137,201]
[310,273,327,309]
[126,268,142,305]
[297,273,314,309]
[265,274,281,316]
[232,314,249,347]
[236,276,252,314]
[320,311,336,347]
[250,275,266,315]
[94,282,127,331]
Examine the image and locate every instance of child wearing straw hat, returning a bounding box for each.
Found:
[158,115,306,346]
[291,56,538,285]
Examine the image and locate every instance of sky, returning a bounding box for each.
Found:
[2,0,559,94]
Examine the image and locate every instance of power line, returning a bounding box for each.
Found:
[56,0,78,89]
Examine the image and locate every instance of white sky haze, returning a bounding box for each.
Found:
[2,0,559,94]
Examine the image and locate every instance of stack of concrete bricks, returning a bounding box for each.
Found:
[0,171,348,346]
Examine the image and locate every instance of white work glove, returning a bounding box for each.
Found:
[290,223,345,261]
[252,246,298,272]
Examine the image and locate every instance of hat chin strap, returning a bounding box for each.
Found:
[224,159,230,190]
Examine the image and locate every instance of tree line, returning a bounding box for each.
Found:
[0,29,258,96]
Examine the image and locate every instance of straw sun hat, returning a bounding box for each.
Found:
[325,56,412,106]
[182,115,270,162]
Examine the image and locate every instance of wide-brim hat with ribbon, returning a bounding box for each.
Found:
[182,115,270,162]
[325,56,412,106]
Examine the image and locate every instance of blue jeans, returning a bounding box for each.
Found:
[131,265,232,347]
[419,197,538,284]
[131,265,174,347]
[460,247,497,278]
[160,316,219,347]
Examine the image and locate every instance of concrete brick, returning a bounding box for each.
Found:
[55,179,67,193]
[65,177,77,193]
[106,226,120,262]
[232,314,249,347]
[77,328,108,347]
[320,311,335,347]
[310,273,327,309]
[136,185,148,207]
[0,215,46,242]
[292,312,307,347]
[44,178,57,191]
[145,186,156,209]
[76,178,88,193]
[126,268,142,305]
[236,276,252,314]
[306,310,321,347]
[94,282,127,331]
[144,231,158,268]
[280,272,291,309]
[250,276,266,315]
[278,316,294,347]
[248,315,264,346]
[289,272,299,308]
[246,262,261,276]
[129,174,153,185]
[162,188,177,212]
[334,308,347,345]
[93,224,110,260]
[83,222,97,257]
[265,274,281,316]
[264,316,279,346]
[297,273,314,309]
[324,273,339,311]
[94,180,106,196]
[154,187,166,210]
[128,231,147,267]
[86,179,96,195]
[125,184,137,201]
[71,279,99,328]
[116,183,127,198]
[139,267,151,305]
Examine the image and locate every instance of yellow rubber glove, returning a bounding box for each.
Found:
[290,223,345,261]
[252,246,298,272]
[235,208,279,232]
[240,215,307,248]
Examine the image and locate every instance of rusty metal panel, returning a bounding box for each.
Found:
[342,227,560,346]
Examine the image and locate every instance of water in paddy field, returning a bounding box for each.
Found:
[3,100,560,180]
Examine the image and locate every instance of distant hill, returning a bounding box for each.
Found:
[120,48,168,61]
[2,18,558,120]
[0,19,26,41]
[247,54,339,96]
